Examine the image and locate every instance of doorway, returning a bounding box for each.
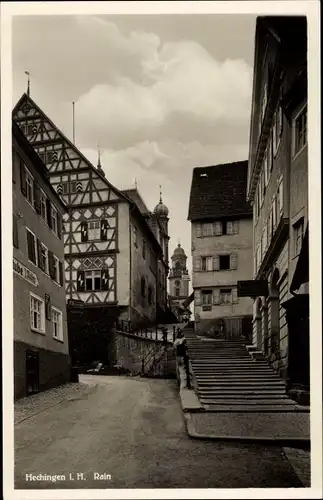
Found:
[26,350,40,396]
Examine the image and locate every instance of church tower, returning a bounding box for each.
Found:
[169,243,190,303]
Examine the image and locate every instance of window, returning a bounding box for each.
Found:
[201,256,213,271]
[202,223,213,237]
[62,181,77,194]
[273,105,283,156]
[53,256,59,283]
[142,240,146,259]
[25,168,34,205]
[294,219,304,256]
[30,293,45,333]
[294,106,307,156]
[26,229,37,265]
[261,83,268,120]
[85,270,101,291]
[148,286,153,304]
[88,220,100,240]
[272,195,278,231]
[175,288,180,297]
[278,176,284,216]
[219,255,230,270]
[141,277,146,297]
[202,290,213,305]
[52,307,63,341]
[220,288,232,304]
[51,206,58,235]
[40,190,47,220]
[13,214,19,249]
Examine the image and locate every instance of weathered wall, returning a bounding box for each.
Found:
[112,330,175,377]
[192,218,254,330]
[13,137,68,356]
[14,340,70,400]
[116,202,131,308]
[130,214,157,327]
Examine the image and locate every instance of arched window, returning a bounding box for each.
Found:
[175,262,181,270]
[148,285,153,305]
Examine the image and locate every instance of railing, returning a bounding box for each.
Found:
[141,341,165,375]
[116,319,160,340]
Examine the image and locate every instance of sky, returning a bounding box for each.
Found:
[12,14,257,292]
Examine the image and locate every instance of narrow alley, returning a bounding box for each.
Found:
[14,376,303,489]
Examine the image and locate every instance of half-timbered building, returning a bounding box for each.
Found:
[13,93,170,364]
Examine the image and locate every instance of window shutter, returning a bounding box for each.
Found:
[45,294,51,320]
[278,178,283,216]
[195,224,202,238]
[214,221,222,236]
[213,288,221,305]
[59,261,64,286]
[48,250,55,279]
[57,212,62,239]
[12,148,16,183]
[101,269,110,290]
[193,256,201,271]
[77,270,85,292]
[213,255,220,271]
[226,221,233,235]
[81,221,88,242]
[27,230,36,263]
[34,181,41,213]
[20,161,26,196]
[13,214,19,249]
[232,288,239,304]
[194,289,201,306]
[278,105,283,137]
[37,239,44,270]
[100,219,108,241]
[230,253,238,270]
[233,221,239,235]
[46,199,52,228]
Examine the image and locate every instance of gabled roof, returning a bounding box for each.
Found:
[13,93,132,204]
[188,161,252,221]
[12,121,67,212]
[13,93,165,255]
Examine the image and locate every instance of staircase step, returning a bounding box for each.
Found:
[199,398,296,405]
[197,381,285,387]
[200,404,302,412]
[197,388,290,399]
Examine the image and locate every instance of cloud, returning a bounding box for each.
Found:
[73,20,252,149]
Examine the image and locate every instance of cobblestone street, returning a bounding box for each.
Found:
[15,376,305,489]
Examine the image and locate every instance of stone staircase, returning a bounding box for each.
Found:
[185,333,309,413]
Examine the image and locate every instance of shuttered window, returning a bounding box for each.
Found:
[13,214,19,249]
[230,253,238,270]
[194,289,201,306]
[278,176,284,216]
[212,288,221,305]
[193,256,201,271]
[195,224,202,238]
[26,229,37,265]
[213,221,222,236]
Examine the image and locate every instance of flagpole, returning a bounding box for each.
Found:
[72,101,75,145]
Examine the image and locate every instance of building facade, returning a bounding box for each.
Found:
[13,121,70,399]
[188,162,254,339]
[168,243,191,322]
[13,93,170,365]
[245,16,308,396]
